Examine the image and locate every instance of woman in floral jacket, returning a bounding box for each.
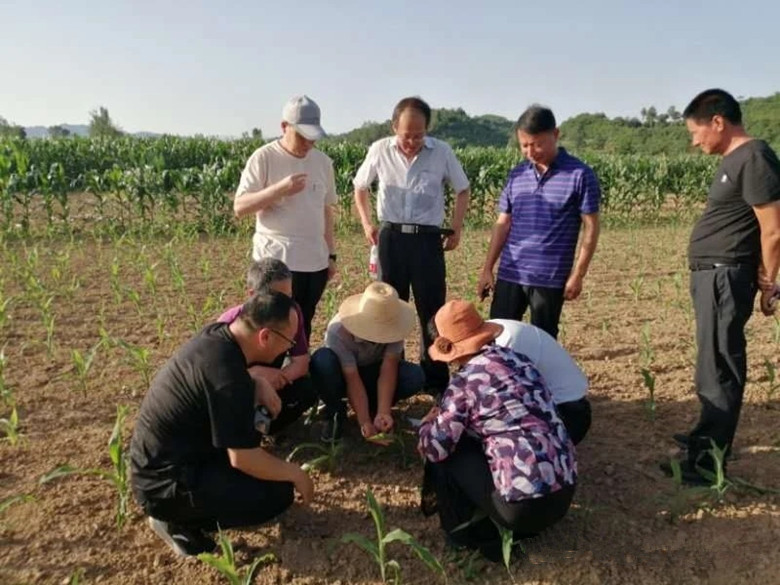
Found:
[417,300,577,561]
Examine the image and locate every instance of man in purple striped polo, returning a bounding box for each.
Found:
[477,105,601,339]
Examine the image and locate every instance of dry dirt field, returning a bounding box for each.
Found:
[1,224,780,585]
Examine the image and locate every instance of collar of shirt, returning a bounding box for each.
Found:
[391,136,435,154]
[532,147,569,182]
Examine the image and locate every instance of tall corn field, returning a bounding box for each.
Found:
[0,136,716,236]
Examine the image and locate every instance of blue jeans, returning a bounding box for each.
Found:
[310,347,426,418]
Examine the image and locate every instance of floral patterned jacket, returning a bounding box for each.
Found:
[418,343,577,501]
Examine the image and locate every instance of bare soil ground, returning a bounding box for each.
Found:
[2,224,780,585]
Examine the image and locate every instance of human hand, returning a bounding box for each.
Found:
[373,412,394,433]
[443,229,461,252]
[564,273,584,301]
[360,421,391,445]
[248,365,287,392]
[278,173,307,197]
[327,258,337,281]
[476,269,494,302]
[291,467,314,506]
[760,284,780,316]
[254,376,282,418]
[362,223,378,246]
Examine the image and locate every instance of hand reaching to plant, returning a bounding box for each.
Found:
[373,412,394,433]
[360,421,391,445]
[291,467,314,506]
[248,365,288,391]
[760,283,780,316]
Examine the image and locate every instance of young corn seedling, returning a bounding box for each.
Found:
[0,406,22,446]
[639,322,654,368]
[341,488,445,585]
[125,287,144,317]
[772,316,780,346]
[694,440,731,503]
[143,262,158,297]
[109,255,123,303]
[71,339,103,396]
[0,294,12,330]
[197,528,276,585]
[640,367,656,421]
[367,430,414,468]
[39,405,131,528]
[286,416,343,473]
[494,520,523,581]
[0,347,13,407]
[117,340,153,387]
[629,273,645,303]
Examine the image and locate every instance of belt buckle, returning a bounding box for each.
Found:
[400,224,416,234]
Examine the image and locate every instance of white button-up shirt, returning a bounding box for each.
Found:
[353,136,470,226]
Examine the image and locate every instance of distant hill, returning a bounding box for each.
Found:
[23,124,160,139]
[324,107,515,148]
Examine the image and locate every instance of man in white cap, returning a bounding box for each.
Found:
[309,282,425,442]
[234,95,338,341]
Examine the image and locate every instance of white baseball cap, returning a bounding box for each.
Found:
[282,95,326,141]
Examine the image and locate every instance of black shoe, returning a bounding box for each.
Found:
[659,459,712,487]
[148,517,216,557]
[320,413,344,443]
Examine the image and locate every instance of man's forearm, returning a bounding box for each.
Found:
[451,190,470,231]
[228,447,300,482]
[354,188,374,228]
[760,231,780,283]
[324,205,336,253]
[281,355,309,382]
[482,220,511,272]
[234,183,285,218]
[572,217,600,278]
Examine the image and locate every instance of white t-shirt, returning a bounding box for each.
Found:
[490,319,588,404]
[235,141,338,272]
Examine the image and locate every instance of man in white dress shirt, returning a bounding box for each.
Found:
[353,97,471,393]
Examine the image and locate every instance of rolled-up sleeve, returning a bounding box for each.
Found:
[444,144,470,194]
[418,375,473,462]
[353,143,379,190]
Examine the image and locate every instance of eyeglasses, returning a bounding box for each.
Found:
[269,328,296,349]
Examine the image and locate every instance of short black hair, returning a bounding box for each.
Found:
[683,89,742,125]
[247,258,291,293]
[238,291,295,332]
[392,97,432,128]
[515,105,556,135]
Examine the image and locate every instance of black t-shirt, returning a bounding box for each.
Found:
[130,323,259,500]
[689,140,780,267]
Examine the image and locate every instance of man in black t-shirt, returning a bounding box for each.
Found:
[661,89,780,485]
[130,292,314,557]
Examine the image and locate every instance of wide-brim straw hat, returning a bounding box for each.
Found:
[338,282,416,344]
[428,300,502,363]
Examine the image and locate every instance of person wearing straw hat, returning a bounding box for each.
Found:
[417,300,576,562]
[310,282,425,442]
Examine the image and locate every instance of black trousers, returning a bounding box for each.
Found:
[378,226,449,390]
[136,454,294,531]
[687,265,756,470]
[291,268,329,342]
[490,279,565,340]
[425,436,575,557]
[557,397,592,445]
[268,375,317,435]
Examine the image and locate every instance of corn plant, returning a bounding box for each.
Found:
[0,406,21,446]
[125,287,144,317]
[0,493,35,515]
[772,316,780,346]
[640,367,656,421]
[197,528,276,585]
[143,262,158,296]
[639,322,654,368]
[367,430,414,468]
[0,347,12,406]
[117,339,153,386]
[341,488,445,585]
[286,416,343,472]
[763,359,779,400]
[71,339,103,396]
[39,405,131,528]
[109,256,123,303]
[0,294,12,330]
[629,273,645,303]
[67,568,85,584]
[493,521,522,580]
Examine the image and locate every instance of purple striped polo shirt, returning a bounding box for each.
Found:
[497,148,600,288]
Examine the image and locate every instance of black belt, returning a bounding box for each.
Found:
[689,262,753,272]
[382,222,453,236]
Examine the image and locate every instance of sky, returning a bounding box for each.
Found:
[1,0,779,137]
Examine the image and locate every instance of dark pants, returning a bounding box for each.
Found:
[310,347,425,418]
[425,436,575,556]
[490,279,565,340]
[136,454,294,531]
[292,268,329,342]
[378,226,449,390]
[268,375,317,435]
[557,397,592,445]
[687,265,757,470]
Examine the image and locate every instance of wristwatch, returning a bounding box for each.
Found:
[328,253,337,262]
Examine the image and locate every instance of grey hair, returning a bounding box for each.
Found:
[247,258,292,293]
